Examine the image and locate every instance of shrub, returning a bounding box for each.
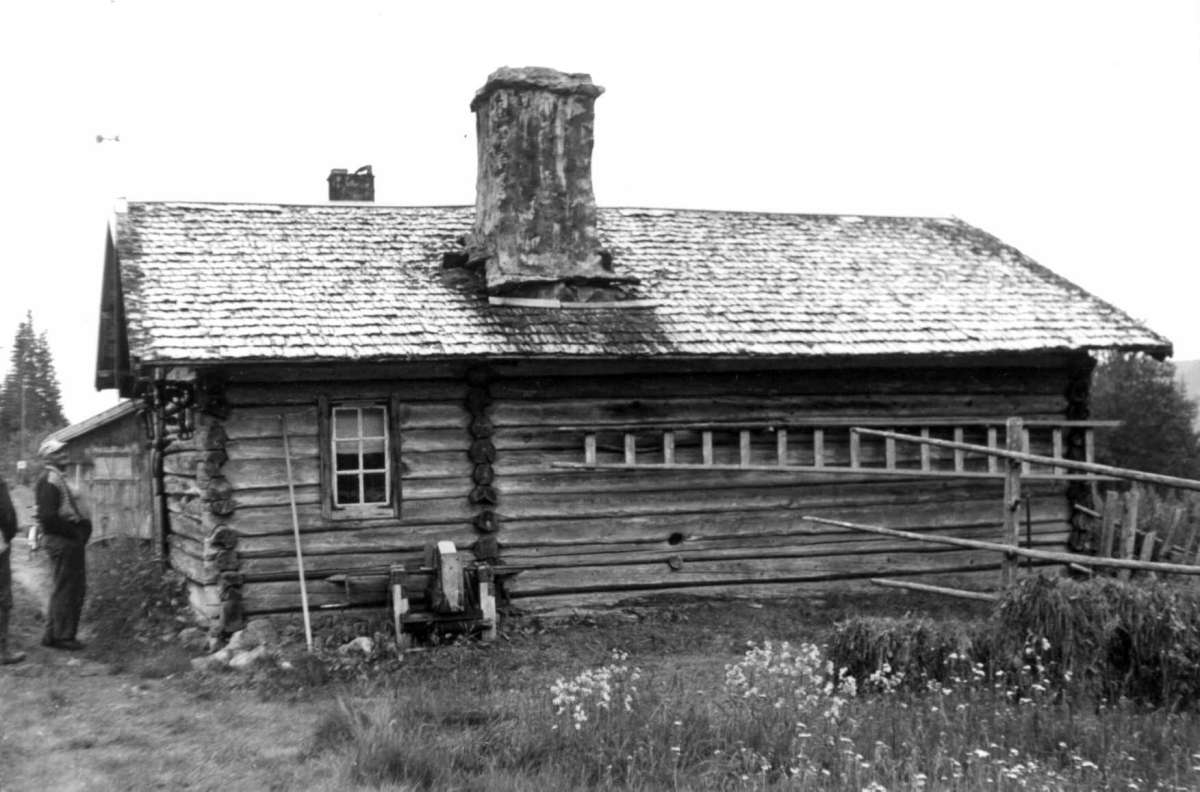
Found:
[829,577,1200,709]
[826,615,982,691]
[992,575,1200,708]
[84,537,190,667]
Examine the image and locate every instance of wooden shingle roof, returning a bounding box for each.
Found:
[106,201,1170,367]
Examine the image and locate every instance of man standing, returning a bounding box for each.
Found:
[0,474,25,664]
[34,439,89,651]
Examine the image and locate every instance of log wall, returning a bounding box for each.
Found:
[161,354,1086,622]
[487,360,1077,604]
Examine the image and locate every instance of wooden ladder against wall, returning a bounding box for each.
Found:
[557,418,1119,479]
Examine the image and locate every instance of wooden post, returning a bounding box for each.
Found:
[812,429,824,468]
[1099,490,1119,561]
[953,427,965,473]
[584,433,597,466]
[885,431,897,471]
[739,430,752,468]
[848,429,860,469]
[776,429,788,466]
[1085,429,1095,464]
[920,428,931,471]
[986,427,998,473]
[624,433,636,465]
[663,431,675,465]
[1020,426,1032,475]
[390,565,411,650]
[1002,417,1023,587]
[1139,531,1158,580]
[1161,505,1186,560]
[478,566,497,642]
[1051,429,1064,477]
[1118,487,1140,581]
[701,431,713,466]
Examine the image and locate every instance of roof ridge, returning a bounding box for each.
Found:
[118,199,958,222]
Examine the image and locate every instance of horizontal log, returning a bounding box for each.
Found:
[496,501,1067,547]
[237,524,479,557]
[226,379,464,406]
[241,578,359,614]
[220,500,472,535]
[487,352,1083,378]
[489,368,1066,401]
[219,361,466,383]
[225,435,320,460]
[489,395,1067,429]
[168,536,213,585]
[223,457,321,490]
[223,403,467,437]
[167,510,209,542]
[502,527,1069,569]
[241,551,423,581]
[505,548,1004,597]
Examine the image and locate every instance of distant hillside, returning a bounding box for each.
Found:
[1177,359,1200,429]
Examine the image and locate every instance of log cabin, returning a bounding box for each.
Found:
[93,67,1170,630]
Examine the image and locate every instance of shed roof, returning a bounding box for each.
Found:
[48,400,140,446]
[105,201,1170,369]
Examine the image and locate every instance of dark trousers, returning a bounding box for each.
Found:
[0,547,12,612]
[42,534,86,643]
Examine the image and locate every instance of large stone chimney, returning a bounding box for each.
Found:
[467,67,634,299]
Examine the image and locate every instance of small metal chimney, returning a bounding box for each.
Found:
[328,165,374,201]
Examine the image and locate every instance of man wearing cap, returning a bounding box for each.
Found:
[35,438,90,651]
[0,474,25,664]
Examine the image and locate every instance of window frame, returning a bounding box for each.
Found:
[318,394,403,521]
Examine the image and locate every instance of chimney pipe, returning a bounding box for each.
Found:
[470,67,631,298]
[328,165,374,201]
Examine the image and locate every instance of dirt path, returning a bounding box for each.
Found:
[0,486,333,792]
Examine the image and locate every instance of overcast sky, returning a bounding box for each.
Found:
[2,0,1198,423]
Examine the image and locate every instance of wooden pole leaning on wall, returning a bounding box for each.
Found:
[281,414,314,652]
[1001,417,1023,587]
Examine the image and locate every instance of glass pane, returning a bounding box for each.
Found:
[361,408,386,438]
[336,474,359,505]
[333,409,358,440]
[361,438,386,470]
[335,441,359,472]
[362,473,387,504]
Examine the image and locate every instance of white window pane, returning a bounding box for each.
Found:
[334,409,358,439]
[361,408,386,438]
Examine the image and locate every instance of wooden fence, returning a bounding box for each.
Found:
[805,422,1200,596]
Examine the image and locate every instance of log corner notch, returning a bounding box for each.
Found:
[465,365,501,566]
[191,376,242,636]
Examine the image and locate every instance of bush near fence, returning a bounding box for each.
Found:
[829,575,1200,709]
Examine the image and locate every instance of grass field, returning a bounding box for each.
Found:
[2,517,1199,790]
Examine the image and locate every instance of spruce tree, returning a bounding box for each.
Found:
[0,311,68,462]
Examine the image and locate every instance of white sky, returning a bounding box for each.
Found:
[1,0,1198,424]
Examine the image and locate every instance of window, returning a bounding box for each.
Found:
[320,397,401,520]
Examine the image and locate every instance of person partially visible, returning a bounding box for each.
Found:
[34,439,90,651]
[0,474,26,664]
